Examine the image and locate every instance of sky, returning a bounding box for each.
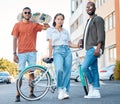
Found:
[0,0,71,62]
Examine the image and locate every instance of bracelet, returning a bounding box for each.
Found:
[13,52,17,55]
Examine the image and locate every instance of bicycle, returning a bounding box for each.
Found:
[16,50,88,101]
[71,49,89,95]
[16,58,56,101]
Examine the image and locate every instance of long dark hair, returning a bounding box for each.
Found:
[52,13,65,27]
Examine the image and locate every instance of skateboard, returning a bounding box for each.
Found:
[17,12,52,24]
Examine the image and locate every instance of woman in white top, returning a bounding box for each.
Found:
[46,13,79,100]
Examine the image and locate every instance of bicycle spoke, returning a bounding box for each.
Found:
[17,66,51,101]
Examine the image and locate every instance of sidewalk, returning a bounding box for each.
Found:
[101,80,120,84]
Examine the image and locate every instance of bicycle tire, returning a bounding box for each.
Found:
[17,65,51,101]
[78,65,89,95]
[83,75,89,95]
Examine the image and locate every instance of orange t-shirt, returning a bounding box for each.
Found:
[11,21,43,53]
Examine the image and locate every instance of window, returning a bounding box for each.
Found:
[70,24,74,33]
[75,0,78,10]
[109,47,116,61]
[96,0,107,8]
[109,14,113,30]
[113,12,115,28]
[101,0,106,4]
[78,15,83,25]
[105,12,115,32]
[80,0,82,3]
[96,0,101,8]
[105,17,108,32]
[78,0,82,6]
[96,0,99,8]
[71,0,75,14]
[74,19,78,30]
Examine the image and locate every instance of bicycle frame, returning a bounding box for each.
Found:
[78,64,86,86]
[17,52,88,101]
[72,49,88,95]
[18,64,55,87]
[78,64,88,95]
[18,65,46,78]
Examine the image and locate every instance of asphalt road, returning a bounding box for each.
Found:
[0,80,120,104]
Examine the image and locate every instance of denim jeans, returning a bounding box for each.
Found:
[53,45,72,92]
[18,52,37,71]
[81,48,100,89]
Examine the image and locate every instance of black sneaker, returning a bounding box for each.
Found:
[29,94,36,98]
[15,95,20,102]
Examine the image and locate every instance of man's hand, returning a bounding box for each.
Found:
[42,23,50,30]
[94,48,100,56]
[78,39,83,48]
[13,55,18,63]
[94,43,102,56]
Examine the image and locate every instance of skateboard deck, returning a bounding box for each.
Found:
[17,13,52,24]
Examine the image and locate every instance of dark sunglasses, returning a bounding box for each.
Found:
[24,12,31,14]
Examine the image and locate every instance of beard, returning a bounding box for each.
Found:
[22,15,30,21]
[88,12,94,16]
[24,17,30,21]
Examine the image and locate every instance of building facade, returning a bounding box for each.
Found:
[70,0,120,68]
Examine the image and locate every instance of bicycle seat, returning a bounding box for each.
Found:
[42,58,53,63]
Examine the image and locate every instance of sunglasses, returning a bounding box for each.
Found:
[24,12,31,14]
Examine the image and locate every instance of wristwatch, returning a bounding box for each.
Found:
[13,52,17,55]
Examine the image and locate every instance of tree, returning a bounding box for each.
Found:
[0,58,18,76]
[114,60,120,80]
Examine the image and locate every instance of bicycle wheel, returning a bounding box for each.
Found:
[83,75,89,95]
[17,65,51,101]
[78,65,89,95]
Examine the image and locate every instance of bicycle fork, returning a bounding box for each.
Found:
[78,64,88,95]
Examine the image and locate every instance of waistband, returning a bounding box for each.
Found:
[53,45,68,48]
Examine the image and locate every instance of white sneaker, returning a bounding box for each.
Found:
[63,88,69,99]
[88,84,94,94]
[84,89,101,98]
[84,84,93,98]
[58,88,64,100]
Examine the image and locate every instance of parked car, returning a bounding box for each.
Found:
[0,71,11,84]
[99,64,115,80]
[70,69,80,82]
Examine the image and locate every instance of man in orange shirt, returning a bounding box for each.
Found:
[11,7,49,102]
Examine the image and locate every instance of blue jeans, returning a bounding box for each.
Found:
[81,48,100,89]
[18,52,37,71]
[53,45,72,92]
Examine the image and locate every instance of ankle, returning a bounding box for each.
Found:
[58,88,63,92]
[16,94,20,97]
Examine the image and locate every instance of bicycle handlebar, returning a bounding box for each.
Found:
[71,49,82,53]
[71,49,82,57]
